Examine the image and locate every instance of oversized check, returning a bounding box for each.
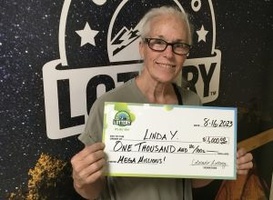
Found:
[102,102,237,180]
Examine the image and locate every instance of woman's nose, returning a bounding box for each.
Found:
[163,45,174,57]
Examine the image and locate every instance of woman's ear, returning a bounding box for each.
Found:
[139,40,145,59]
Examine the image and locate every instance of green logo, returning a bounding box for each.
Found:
[113,110,132,126]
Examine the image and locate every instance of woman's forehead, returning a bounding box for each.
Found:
[148,15,188,40]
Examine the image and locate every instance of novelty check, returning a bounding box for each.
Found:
[102,102,237,180]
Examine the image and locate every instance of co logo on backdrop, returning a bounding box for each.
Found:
[42,0,221,139]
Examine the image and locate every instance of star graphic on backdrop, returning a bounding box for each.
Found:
[76,22,99,47]
[196,25,208,42]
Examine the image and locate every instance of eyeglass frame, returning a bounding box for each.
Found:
[143,38,192,56]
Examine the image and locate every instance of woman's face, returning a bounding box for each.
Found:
[139,14,189,84]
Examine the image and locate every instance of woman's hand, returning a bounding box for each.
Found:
[71,142,106,199]
[236,148,253,175]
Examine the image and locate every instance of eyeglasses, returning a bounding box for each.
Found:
[144,38,191,55]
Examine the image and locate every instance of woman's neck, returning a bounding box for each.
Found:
[135,75,177,104]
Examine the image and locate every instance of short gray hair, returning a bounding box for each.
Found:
[139,6,192,45]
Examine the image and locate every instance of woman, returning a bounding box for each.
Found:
[71,6,253,200]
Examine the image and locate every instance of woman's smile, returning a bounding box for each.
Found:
[155,60,176,71]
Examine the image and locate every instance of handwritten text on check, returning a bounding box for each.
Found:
[103,102,237,180]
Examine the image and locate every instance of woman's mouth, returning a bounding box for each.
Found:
[156,61,175,69]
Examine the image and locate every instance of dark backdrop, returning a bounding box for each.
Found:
[1,0,272,199]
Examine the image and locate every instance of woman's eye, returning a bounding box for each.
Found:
[155,40,165,45]
[175,43,184,48]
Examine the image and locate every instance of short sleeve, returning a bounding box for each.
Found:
[78,98,104,146]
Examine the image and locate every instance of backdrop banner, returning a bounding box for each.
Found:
[1,0,272,199]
